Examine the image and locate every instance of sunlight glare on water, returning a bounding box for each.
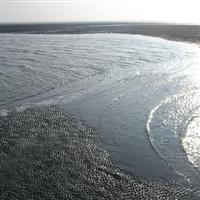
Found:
[182,108,200,170]
[182,48,200,171]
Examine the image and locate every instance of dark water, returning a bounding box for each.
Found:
[1,32,200,198]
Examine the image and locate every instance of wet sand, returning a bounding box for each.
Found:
[0,106,199,199]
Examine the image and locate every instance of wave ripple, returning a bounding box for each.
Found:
[0,106,199,199]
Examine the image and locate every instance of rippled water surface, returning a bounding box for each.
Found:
[1,33,200,185]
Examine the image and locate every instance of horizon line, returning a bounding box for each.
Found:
[1,21,200,26]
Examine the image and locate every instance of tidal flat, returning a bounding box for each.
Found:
[0,106,199,199]
[1,23,200,199]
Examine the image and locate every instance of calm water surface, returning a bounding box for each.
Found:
[1,33,200,184]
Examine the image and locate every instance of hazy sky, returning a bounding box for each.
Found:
[1,0,200,24]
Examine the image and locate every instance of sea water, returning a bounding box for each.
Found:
[1,33,200,184]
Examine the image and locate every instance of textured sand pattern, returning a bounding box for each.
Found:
[0,106,199,199]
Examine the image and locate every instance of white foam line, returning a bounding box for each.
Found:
[146,90,200,178]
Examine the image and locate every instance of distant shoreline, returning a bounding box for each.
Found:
[1,23,200,44]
